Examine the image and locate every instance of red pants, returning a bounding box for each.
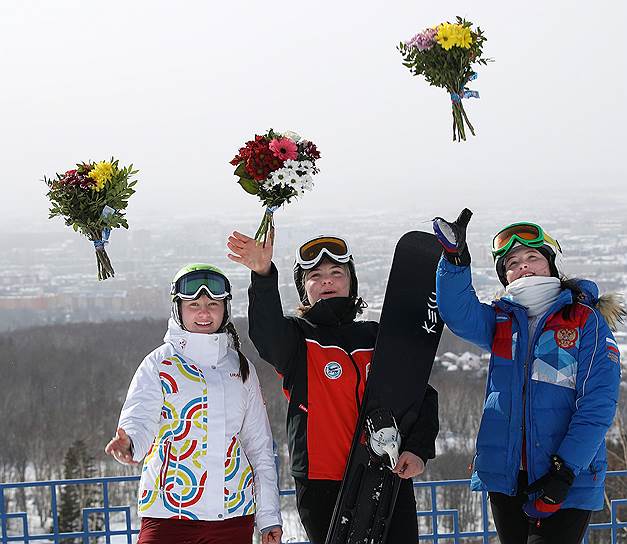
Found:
[137,515,255,544]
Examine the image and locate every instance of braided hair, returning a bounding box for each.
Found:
[224,322,250,383]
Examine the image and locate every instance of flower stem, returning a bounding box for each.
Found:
[459,103,476,136]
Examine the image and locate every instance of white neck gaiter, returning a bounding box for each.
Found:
[505,276,562,317]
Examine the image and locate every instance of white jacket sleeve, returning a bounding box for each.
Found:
[238,363,282,531]
[117,355,163,462]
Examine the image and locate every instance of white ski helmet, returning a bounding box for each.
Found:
[170,264,232,330]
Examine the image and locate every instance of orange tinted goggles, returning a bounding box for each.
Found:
[297,236,351,269]
[492,223,545,257]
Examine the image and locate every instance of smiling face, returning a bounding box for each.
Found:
[503,246,551,285]
[180,294,225,333]
[304,261,350,305]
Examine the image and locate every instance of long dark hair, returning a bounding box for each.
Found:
[225,322,250,382]
[560,278,584,321]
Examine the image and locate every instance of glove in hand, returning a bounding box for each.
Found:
[432,208,473,266]
[523,455,575,519]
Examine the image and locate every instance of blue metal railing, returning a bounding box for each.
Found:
[2,472,626,543]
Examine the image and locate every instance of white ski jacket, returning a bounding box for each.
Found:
[117,319,282,531]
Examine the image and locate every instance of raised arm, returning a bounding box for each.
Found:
[433,209,496,350]
[228,229,304,377]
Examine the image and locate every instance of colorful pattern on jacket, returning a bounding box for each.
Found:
[138,354,255,519]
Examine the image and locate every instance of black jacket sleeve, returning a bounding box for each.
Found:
[248,262,305,378]
[401,384,439,464]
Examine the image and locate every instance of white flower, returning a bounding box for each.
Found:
[283,160,314,176]
[282,130,301,142]
[269,170,286,186]
[265,165,315,196]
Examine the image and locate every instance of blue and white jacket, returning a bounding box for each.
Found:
[436,258,621,510]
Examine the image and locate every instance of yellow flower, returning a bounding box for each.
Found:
[437,23,473,50]
[455,25,473,49]
[436,23,457,50]
[88,161,114,192]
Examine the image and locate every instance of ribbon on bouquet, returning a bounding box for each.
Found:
[450,72,480,103]
[93,205,116,251]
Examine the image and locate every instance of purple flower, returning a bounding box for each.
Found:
[406,27,437,51]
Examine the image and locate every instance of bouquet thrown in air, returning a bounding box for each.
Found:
[44,159,138,280]
[230,129,321,244]
[398,17,490,141]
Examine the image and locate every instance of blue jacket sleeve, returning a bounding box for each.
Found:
[556,307,621,474]
[435,257,496,352]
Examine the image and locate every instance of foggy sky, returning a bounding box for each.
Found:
[1,0,626,235]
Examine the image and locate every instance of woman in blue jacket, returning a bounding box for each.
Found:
[432,209,623,544]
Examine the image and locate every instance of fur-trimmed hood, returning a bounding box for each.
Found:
[596,292,626,332]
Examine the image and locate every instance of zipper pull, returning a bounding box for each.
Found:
[468,453,477,474]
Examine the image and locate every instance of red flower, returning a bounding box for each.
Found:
[234,137,283,181]
[301,141,321,160]
[59,169,95,189]
[230,144,252,166]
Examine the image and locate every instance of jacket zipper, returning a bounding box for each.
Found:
[522,357,528,472]
[468,452,477,474]
[520,312,552,484]
[159,439,172,492]
[346,351,362,412]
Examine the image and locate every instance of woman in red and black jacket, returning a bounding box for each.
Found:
[228,231,439,544]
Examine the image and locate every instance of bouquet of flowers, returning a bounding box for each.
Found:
[398,17,490,141]
[230,129,321,244]
[44,159,138,280]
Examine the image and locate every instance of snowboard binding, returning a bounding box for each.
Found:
[365,408,401,470]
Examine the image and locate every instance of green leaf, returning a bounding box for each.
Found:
[234,162,250,179]
[237,177,259,195]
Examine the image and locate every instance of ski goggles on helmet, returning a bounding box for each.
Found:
[491,222,561,259]
[171,270,231,300]
[296,236,351,270]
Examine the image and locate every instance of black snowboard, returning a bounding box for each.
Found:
[325,231,444,544]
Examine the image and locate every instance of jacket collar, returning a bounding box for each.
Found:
[302,297,358,327]
[496,288,572,315]
[163,318,230,367]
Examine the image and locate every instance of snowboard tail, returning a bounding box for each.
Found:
[326,231,444,544]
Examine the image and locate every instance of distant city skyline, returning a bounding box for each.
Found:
[2,211,626,337]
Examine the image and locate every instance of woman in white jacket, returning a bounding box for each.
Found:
[105,264,282,544]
